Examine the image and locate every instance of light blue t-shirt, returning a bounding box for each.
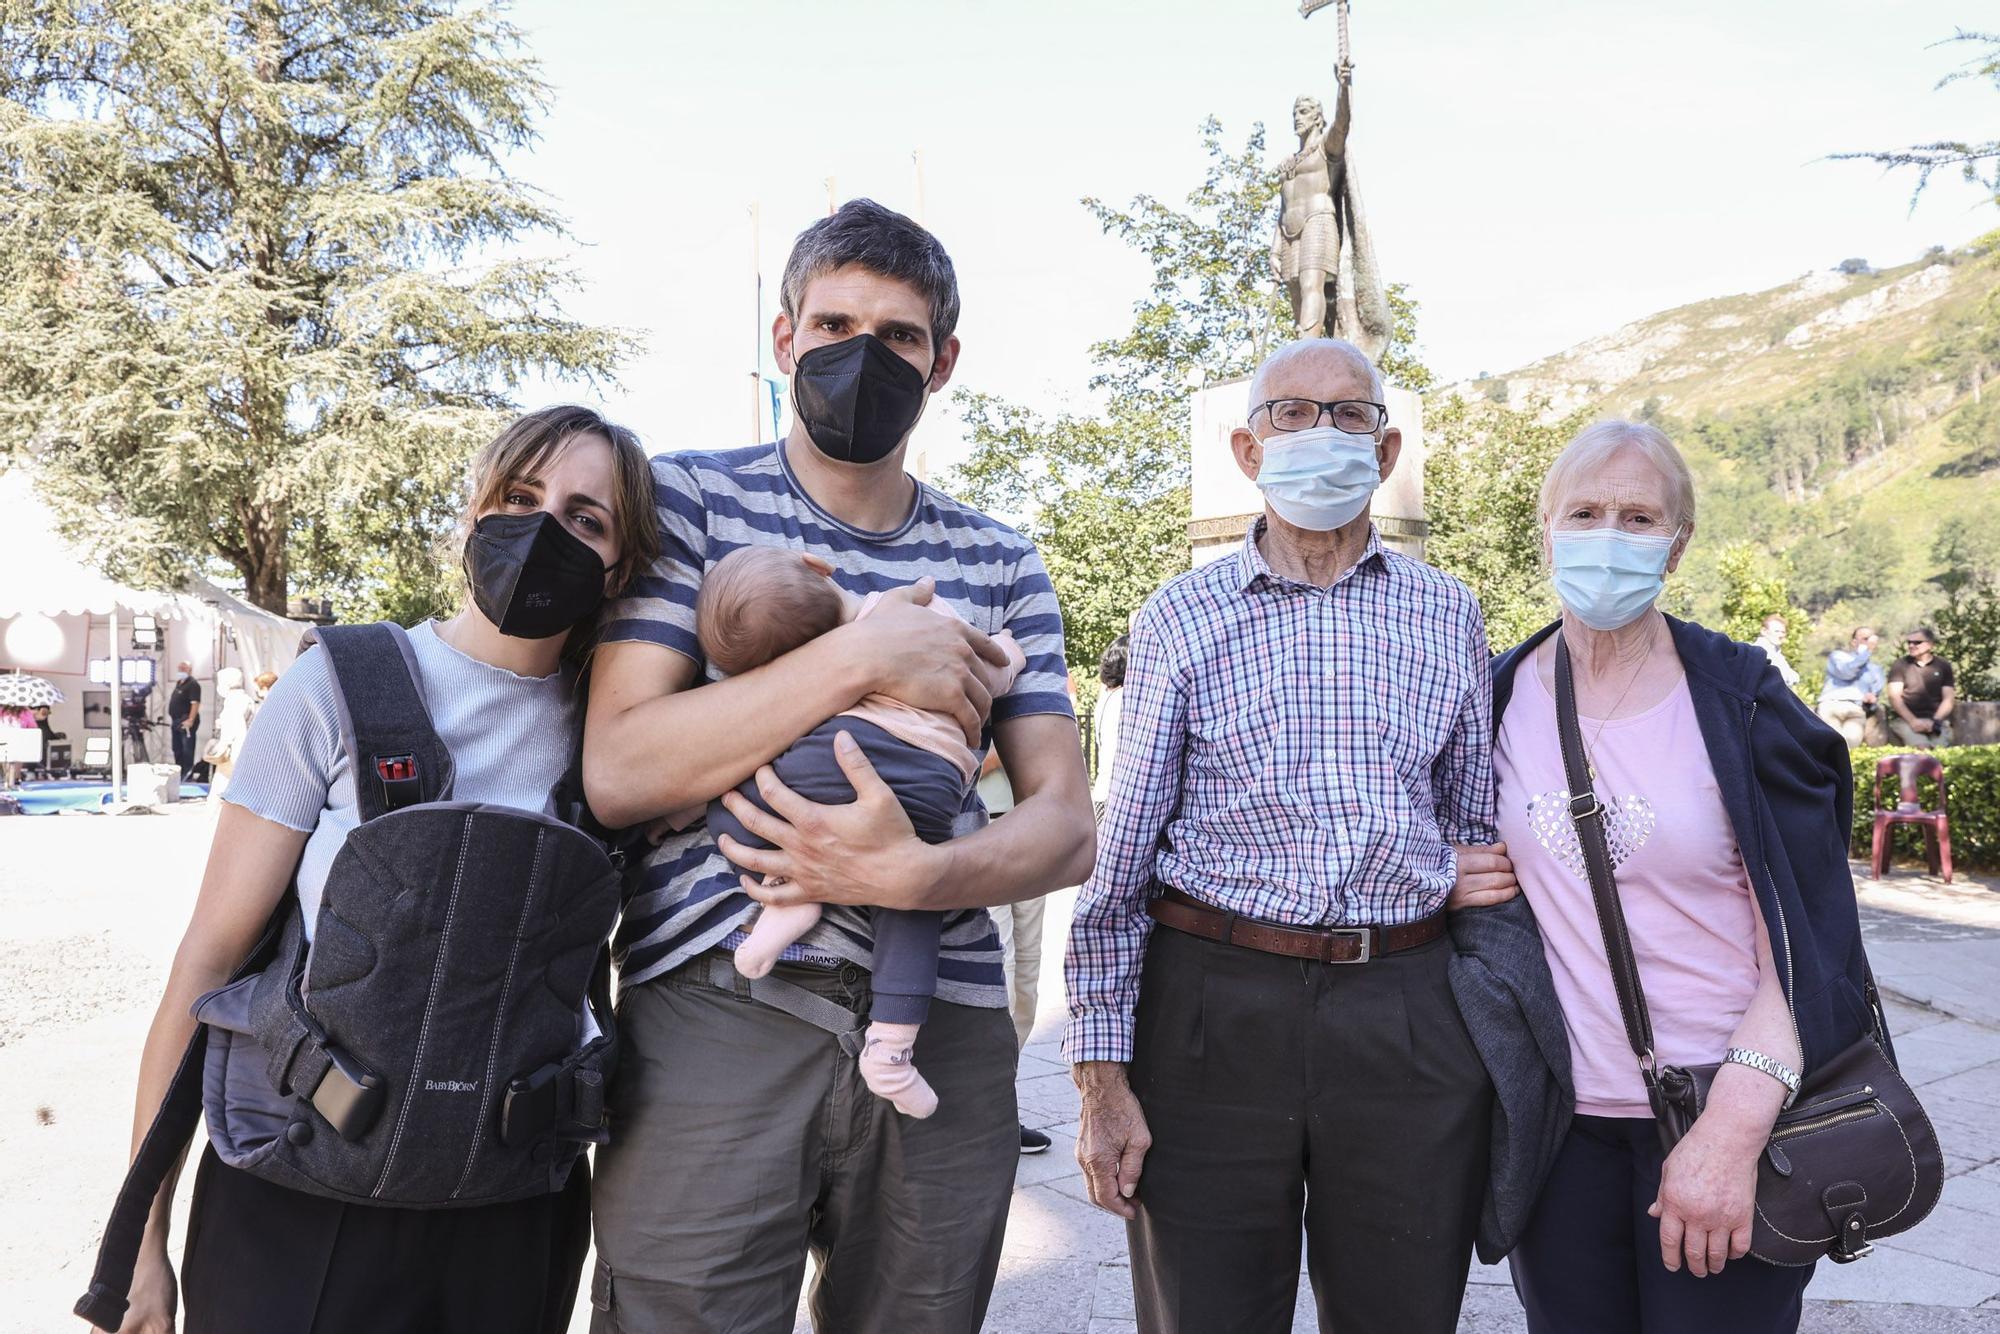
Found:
[223,620,578,939]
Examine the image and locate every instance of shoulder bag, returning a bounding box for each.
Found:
[1553,633,1942,1266]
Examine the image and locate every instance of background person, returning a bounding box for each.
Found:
[978,750,1054,1154]
[202,667,257,803]
[166,662,201,779]
[1816,626,1884,747]
[1751,614,1799,687]
[1477,420,1869,1334]
[1886,627,1955,748]
[1090,634,1128,821]
[105,406,658,1334]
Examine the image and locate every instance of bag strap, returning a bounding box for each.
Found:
[305,623,455,822]
[1553,633,1658,1071]
[74,908,289,1332]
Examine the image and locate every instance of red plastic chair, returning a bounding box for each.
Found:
[1870,754,1952,883]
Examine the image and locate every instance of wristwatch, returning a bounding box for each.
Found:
[1725,1046,1801,1105]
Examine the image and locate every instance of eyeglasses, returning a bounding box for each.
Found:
[1905,640,1929,648]
[1254,398,1388,435]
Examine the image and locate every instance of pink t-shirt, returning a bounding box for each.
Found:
[1494,665,1762,1118]
[841,591,1025,783]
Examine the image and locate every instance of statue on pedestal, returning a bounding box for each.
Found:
[1272,0,1393,362]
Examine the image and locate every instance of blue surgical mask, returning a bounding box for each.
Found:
[1253,426,1381,532]
[1550,529,1678,630]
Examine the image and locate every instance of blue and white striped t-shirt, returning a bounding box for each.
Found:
[600,440,1074,1003]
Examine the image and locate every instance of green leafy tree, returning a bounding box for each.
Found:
[1421,395,1586,649]
[1928,517,2000,698]
[0,0,634,615]
[1715,543,1813,697]
[948,118,1431,675]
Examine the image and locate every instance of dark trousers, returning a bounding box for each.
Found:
[590,957,1019,1334]
[179,1144,590,1334]
[709,716,964,1025]
[172,722,198,778]
[1510,1116,1813,1334]
[1126,924,1491,1334]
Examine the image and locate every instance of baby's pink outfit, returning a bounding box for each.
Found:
[736,590,1025,1118]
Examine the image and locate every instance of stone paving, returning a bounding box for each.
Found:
[6,811,2000,1331]
[966,870,2000,1333]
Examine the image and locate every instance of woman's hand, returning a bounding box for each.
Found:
[110,1248,177,1333]
[1650,1113,1764,1277]
[1448,842,1518,910]
[720,732,944,911]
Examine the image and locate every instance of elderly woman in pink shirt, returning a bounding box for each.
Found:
[1458,420,1876,1333]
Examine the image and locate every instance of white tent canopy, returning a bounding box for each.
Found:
[0,468,316,788]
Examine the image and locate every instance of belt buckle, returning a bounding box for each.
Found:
[1324,927,1372,964]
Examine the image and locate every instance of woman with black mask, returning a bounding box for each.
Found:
[99,406,659,1334]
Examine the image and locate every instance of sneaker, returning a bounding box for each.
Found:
[1019,1125,1052,1155]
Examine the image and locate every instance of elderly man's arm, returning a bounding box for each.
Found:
[1065,605,1190,1218]
[1433,603,1499,850]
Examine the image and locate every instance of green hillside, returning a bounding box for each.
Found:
[1453,239,2000,653]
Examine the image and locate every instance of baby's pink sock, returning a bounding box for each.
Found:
[733,902,822,980]
[859,1021,938,1119]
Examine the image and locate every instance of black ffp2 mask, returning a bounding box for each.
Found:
[466,511,607,640]
[791,332,930,464]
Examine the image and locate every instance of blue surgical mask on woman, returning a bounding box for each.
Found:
[1253,425,1382,532]
[1549,528,1679,630]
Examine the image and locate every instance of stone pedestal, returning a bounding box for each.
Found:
[1187,376,1426,565]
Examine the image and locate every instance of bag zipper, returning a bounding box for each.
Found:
[1771,1102,1879,1141]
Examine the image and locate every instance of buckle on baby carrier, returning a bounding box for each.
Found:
[501,1053,609,1148]
[374,753,422,812]
[303,1043,387,1141]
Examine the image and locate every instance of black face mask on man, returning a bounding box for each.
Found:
[465,511,607,639]
[790,332,931,465]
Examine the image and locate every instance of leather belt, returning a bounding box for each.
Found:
[1146,885,1445,964]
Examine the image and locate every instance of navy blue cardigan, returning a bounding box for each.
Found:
[1491,617,1874,1074]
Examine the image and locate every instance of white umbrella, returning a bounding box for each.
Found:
[0,673,64,708]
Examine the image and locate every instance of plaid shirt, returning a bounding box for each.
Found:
[1063,522,1498,1064]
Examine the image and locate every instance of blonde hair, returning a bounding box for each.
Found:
[1540,419,1696,530]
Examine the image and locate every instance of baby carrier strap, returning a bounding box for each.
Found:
[306,622,455,822]
[75,910,288,1332]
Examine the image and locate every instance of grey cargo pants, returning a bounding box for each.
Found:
[589,953,1019,1333]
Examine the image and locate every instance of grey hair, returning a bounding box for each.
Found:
[779,198,961,350]
[1539,418,1697,530]
[1247,337,1385,414]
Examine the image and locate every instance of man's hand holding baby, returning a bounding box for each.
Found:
[833,577,1015,747]
[719,729,945,912]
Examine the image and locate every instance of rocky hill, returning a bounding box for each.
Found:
[1447,239,2000,638]
[1460,247,1990,421]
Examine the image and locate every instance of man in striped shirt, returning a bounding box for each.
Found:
[581,199,1095,1334]
[1065,338,1498,1333]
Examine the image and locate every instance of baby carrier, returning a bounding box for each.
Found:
[77,623,623,1331]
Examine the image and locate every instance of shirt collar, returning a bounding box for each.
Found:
[1235,517,1390,594]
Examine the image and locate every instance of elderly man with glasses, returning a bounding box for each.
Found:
[1064,337,1500,1334]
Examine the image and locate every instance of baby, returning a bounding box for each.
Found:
[698,546,1025,1118]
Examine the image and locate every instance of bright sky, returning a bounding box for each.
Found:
[503,0,1996,476]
